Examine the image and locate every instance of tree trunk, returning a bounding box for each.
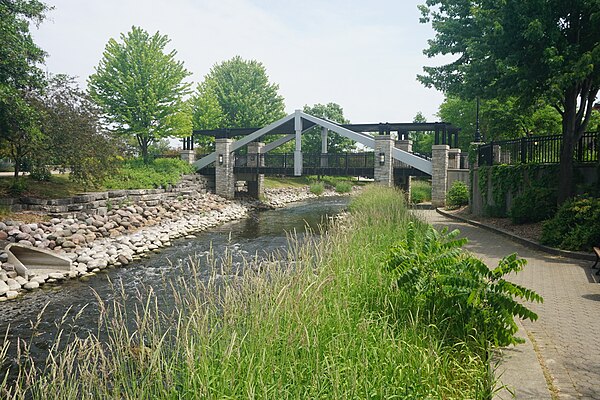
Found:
[13,159,20,181]
[139,136,150,164]
[557,89,578,205]
[557,133,575,204]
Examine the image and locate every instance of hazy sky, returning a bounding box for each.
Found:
[33,0,452,124]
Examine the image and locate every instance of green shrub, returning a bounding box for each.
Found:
[446,181,469,209]
[103,158,193,190]
[334,181,352,193]
[309,182,324,195]
[541,196,600,251]
[410,179,431,203]
[509,187,556,224]
[386,223,542,347]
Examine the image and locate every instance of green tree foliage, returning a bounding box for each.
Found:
[410,111,434,155]
[88,26,192,163]
[190,82,224,152]
[437,96,563,148]
[31,75,118,187]
[193,56,285,129]
[0,0,50,181]
[419,0,600,203]
[302,103,354,154]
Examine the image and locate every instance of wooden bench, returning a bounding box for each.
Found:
[593,246,600,276]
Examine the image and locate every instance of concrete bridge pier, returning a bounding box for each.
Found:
[215,138,235,199]
[395,138,413,198]
[431,144,449,207]
[374,135,394,186]
[246,142,265,199]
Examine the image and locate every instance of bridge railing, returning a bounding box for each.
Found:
[234,152,377,169]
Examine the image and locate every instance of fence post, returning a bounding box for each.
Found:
[520,137,527,164]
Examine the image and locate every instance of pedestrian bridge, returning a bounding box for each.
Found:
[182,110,465,206]
[197,152,432,179]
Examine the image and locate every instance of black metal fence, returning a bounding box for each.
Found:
[478,132,599,166]
[234,152,376,169]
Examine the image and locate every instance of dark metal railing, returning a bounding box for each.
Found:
[478,132,599,166]
[235,152,376,169]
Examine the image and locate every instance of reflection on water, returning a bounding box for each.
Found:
[0,196,349,374]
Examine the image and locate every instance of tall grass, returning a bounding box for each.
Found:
[410,179,432,203]
[1,186,492,399]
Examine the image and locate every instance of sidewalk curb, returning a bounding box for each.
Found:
[435,208,596,262]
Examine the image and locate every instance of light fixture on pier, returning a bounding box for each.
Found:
[379,152,385,165]
[218,154,224,165]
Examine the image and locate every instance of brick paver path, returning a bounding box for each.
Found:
[420,210,600,399]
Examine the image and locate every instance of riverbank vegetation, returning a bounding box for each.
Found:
[0,158,194,199]
[410,179,431,204]
[1,186,539,398]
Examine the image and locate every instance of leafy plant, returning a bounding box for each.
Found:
[541,196,600,251]
[103,158,193,190]
[446,180,469,209]
[334,181,352,193]
[309,182,324,195]
[509,187,556,224]
[386,223,542,347]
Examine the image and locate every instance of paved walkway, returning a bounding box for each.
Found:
[417,210,600,400]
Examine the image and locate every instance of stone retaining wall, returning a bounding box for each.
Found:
[0,175,213,215]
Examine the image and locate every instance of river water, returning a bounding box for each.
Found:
[0,196,350,376]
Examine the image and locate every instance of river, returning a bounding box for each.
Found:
[0,196,350,377]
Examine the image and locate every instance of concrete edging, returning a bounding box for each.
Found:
[436,208,596,262]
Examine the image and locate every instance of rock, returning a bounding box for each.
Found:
[6,271,17,278]
[5,291,19,299]
[20,225,32,234]
[117,255,129,265]
[0,280,9,295]
[0,272,7,282]
[0,231,7,241]
[70,234,86,245]
[3,263,16,272]
[77,255,93,264]
[6,279,20,291]
[31,276,46,285]
[15,276,27,285]
[48,272,66,280]
[61,240,76,248]
[23,281,39,290]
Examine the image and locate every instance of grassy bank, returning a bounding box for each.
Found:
[1,186,538,398]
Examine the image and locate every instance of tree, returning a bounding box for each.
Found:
[419,0,600,203]
[88,26,192,163]
[30,75,118,187]
[437,96,562,149]
[0,89,42,180]
[190,81,224,152]
[0,0,50,181]
[192,56,285,129]
[410,111,434,155]
[302,103,354,154]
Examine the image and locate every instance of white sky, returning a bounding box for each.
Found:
[33,0,451,124]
